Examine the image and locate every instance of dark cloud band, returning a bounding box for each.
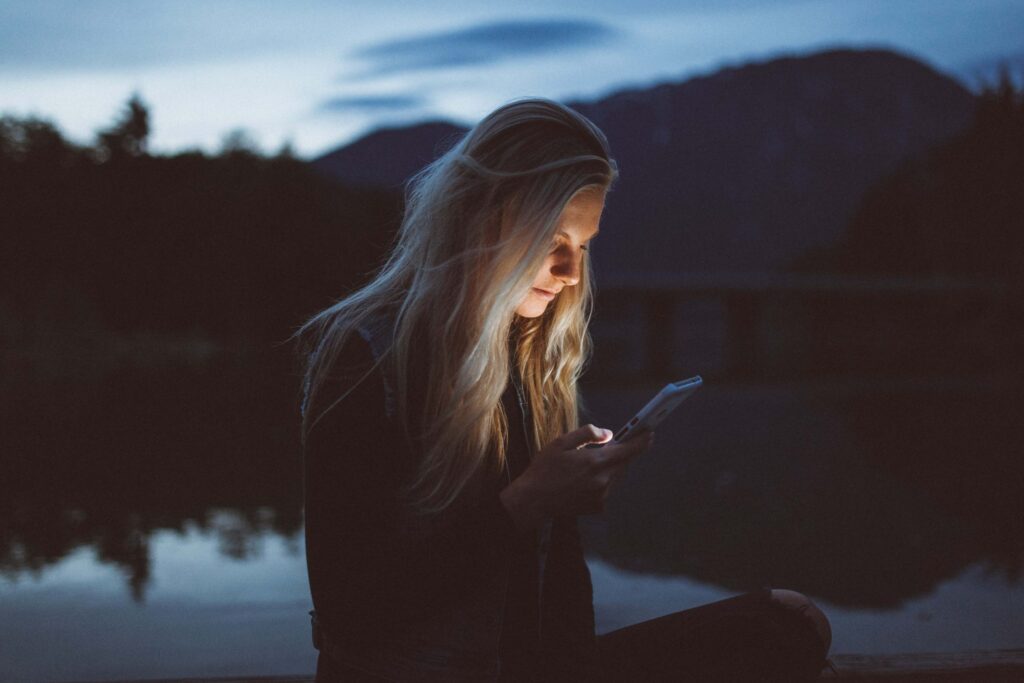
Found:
[317,94,427,112]
[347,18,620,78]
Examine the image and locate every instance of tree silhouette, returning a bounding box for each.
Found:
[0,114,81,167]
[95,91,151,162]
[792,66,1023,284]
[974,62,1024,133]
[219,127,261,156]
[1,94,402,356]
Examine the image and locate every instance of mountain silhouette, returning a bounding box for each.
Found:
[312,47,976,275]
[313,120,467,189]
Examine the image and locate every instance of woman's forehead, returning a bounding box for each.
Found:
[557,191,604,236]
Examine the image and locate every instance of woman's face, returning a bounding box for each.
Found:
[515,188,605,318]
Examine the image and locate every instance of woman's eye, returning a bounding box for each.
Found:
[550,241,590,252]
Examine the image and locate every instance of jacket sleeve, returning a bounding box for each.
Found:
[538,514,601,680]
[303,332,525,634]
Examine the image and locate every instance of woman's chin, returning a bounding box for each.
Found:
[515,301,549,318]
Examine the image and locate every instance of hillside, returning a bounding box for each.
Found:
[312,48,976,275]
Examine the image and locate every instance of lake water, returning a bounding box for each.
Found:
[2,356,1021,682]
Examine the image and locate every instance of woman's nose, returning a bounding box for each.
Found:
[552,250,582,287]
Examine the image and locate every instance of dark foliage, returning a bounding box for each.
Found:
[0,94,402,352]
[792,67,1024,284]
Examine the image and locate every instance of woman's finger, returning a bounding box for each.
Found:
[558,424,613,451]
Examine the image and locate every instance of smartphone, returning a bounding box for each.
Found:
[585,375,703,448]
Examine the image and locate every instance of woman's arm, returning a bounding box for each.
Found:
[303,332,526,631]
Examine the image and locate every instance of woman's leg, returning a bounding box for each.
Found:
[315,651,392,682]
[595,587,831,682]
[769,588,832,656]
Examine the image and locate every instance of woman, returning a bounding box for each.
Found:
[294,97,833,682]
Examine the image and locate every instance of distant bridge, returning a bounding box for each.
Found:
[589,272,1014,381]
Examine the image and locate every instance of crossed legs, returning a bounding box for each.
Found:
[769,588,832,656]
[594,587,832,682]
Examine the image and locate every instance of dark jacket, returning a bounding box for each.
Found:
[302,307,598,682]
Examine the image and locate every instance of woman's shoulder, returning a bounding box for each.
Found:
[301,339,388,461]
[322,308,398,386]
[307,306,411,433]
[326,331,388,401]
[303,328,386,427]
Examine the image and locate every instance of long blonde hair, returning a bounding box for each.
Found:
[293,96,618,515]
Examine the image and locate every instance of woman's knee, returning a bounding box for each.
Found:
[769,588,831,655]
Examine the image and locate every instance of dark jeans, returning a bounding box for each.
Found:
[316,588,829,682]
[593,587,828,682]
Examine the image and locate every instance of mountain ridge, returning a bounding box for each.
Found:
[312,47,977,274]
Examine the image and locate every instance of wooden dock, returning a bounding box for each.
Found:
[821,649,1024,680]
[73,649,1024,682]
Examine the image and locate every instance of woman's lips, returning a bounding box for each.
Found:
[533,288,556,300]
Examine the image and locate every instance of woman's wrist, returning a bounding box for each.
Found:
[499,481,543,533]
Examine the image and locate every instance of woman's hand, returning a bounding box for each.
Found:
[499,424,655,532]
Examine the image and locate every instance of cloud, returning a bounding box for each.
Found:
[317,94,428,113]
[0,1,305,70]
[346,18,621,79]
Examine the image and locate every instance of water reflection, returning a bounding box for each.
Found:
[0,350,304,602]
[578,376,1023,607]
[0,524,314,683]
[1,351,1021,610]
[587,557,1024,651]
[1,527,1019,682]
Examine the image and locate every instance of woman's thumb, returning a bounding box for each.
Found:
[563,424,612,450]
